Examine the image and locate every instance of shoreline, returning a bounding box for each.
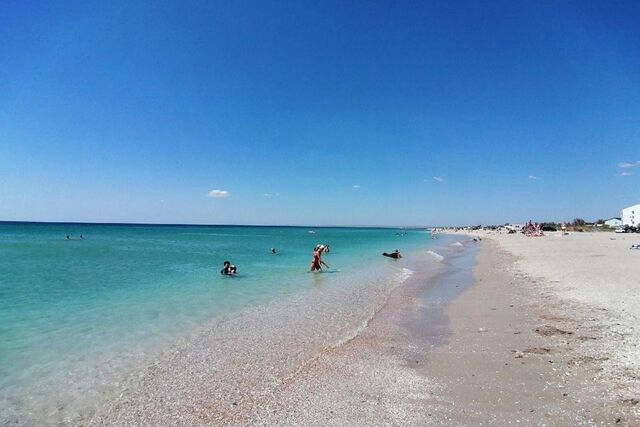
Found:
[423,237,639,425]
[461,230,640,397]
[13,230,639,425]
[244,234,640,426]
[0,226,437,426]
[202,237,481,425]
[85,237,455,425]
[218,233,639,425]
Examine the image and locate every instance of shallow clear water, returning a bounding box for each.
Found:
[0,222,435,421]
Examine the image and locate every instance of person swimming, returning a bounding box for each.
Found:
[220,261,237,275]
[271,248,277,254]
[382,249,402,259]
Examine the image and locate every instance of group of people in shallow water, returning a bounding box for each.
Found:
[221,244,402,276]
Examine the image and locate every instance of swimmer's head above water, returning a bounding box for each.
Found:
[221,261,237,275]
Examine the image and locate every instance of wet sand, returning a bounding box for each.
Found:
[87,241,460,426]
[240,240,478,426]
[87,248,431,426]
[423,238,639,425]
[246,238,639,425]
[89,235,640,425]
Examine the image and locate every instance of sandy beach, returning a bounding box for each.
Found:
[430,231,640,425]
[6,2,639,425]
[263,232,640,425]
[85,232,640,425]
[250,232,640,426]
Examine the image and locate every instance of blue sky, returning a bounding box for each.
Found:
[1,1,639,226]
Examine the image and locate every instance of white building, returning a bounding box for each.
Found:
[503,223,524,231]
[621,204,640,227]
[604,217,622,228]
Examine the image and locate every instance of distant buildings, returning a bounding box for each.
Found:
[604,217,622,228]
[622,204,640,227]
[503,224,524,231]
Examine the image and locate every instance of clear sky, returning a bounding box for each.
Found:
[1,1,639,226]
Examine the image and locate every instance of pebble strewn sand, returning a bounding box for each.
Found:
[481,231,640,402]
[424,238,639,425]
[86,256,432,426]
[88,233,640,425]
[247,237,640,425]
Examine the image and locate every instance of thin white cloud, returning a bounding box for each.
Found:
[264,192,280,197]
[275,192,280,196]
[352,185,361,189]
[528,175,538,180]
[263,193,272,197]
[617,172,634,177]
[433,177,444,182]
[207,189,230,198]
[618,161,640,168]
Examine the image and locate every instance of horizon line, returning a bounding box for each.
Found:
[0,220,435,229]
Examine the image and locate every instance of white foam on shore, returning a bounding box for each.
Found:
[88,259,424,424]
[338,267,414,347]
[284,268,417,384]
[426,250,444,261]
[399,267,414,281]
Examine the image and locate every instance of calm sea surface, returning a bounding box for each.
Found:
[0,222,437,422]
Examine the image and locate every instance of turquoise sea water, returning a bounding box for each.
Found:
[0,222,435,421]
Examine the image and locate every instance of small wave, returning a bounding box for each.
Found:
[426,250,444,261]
[399,267,414,282]
[450,242,463,247]
[284,267,415,384]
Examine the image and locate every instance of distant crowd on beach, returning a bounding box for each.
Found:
[523,221,544,237]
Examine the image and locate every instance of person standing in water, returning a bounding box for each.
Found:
[309,245,329,272]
